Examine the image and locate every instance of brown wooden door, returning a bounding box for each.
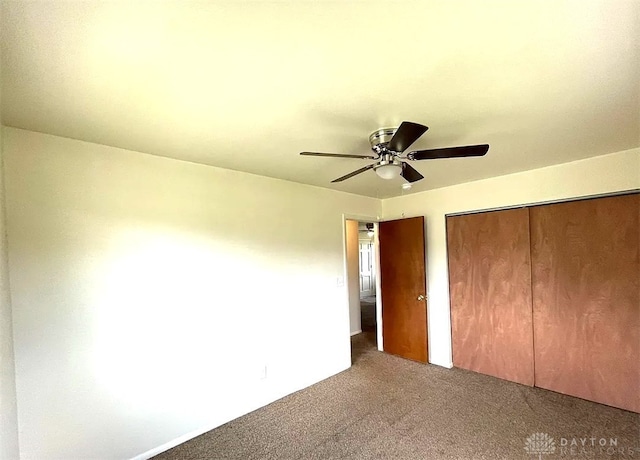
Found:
[379,216,428,363]
[447,208,535,386]
[530,194,640,412]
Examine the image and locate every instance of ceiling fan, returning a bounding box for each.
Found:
[300,121,489,183]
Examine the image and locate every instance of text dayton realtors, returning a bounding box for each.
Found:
[559,437,636,456]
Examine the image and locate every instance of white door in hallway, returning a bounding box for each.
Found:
[359,241,375,297]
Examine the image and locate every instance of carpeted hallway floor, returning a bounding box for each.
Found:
[155,332,639,459]
[360,296,376,334]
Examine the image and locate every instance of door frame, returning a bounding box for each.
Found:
[342,214,383,352]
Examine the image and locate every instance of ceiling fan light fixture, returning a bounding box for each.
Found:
[374,163,402,180]
[366,223,374,237]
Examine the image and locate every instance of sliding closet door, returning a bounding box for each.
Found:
[530,194,640,412]
[447,208,534,386]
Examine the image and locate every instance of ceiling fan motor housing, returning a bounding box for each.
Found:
[369,128,397,154]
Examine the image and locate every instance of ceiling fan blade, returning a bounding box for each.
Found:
[331,164,375,183]
[408,144,489,160]
[387,121,429,153]
[300,152,376,160]
[400,162,424,183]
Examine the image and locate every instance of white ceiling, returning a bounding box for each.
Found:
[1,1,639,198]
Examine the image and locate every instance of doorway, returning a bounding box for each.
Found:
[358,223,377,338]
[345,215,429,365]
[345,219,380,361]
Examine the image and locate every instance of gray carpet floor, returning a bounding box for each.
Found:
[360,297,376,334]
[155,332,639,459]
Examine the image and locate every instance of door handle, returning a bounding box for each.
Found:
[417,294,426,301]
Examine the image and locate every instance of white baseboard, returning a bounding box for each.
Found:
[131,422,224,460]
[350,329,362,336]
[131,363,353,460]
[433,361,454,369]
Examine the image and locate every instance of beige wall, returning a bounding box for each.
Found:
[3,127,381,459]
[0,52,20,459]
[345,220,361,335]
[382,148,640,368]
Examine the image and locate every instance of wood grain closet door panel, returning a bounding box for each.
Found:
[530,194,640,412]
[447,208,534,386]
